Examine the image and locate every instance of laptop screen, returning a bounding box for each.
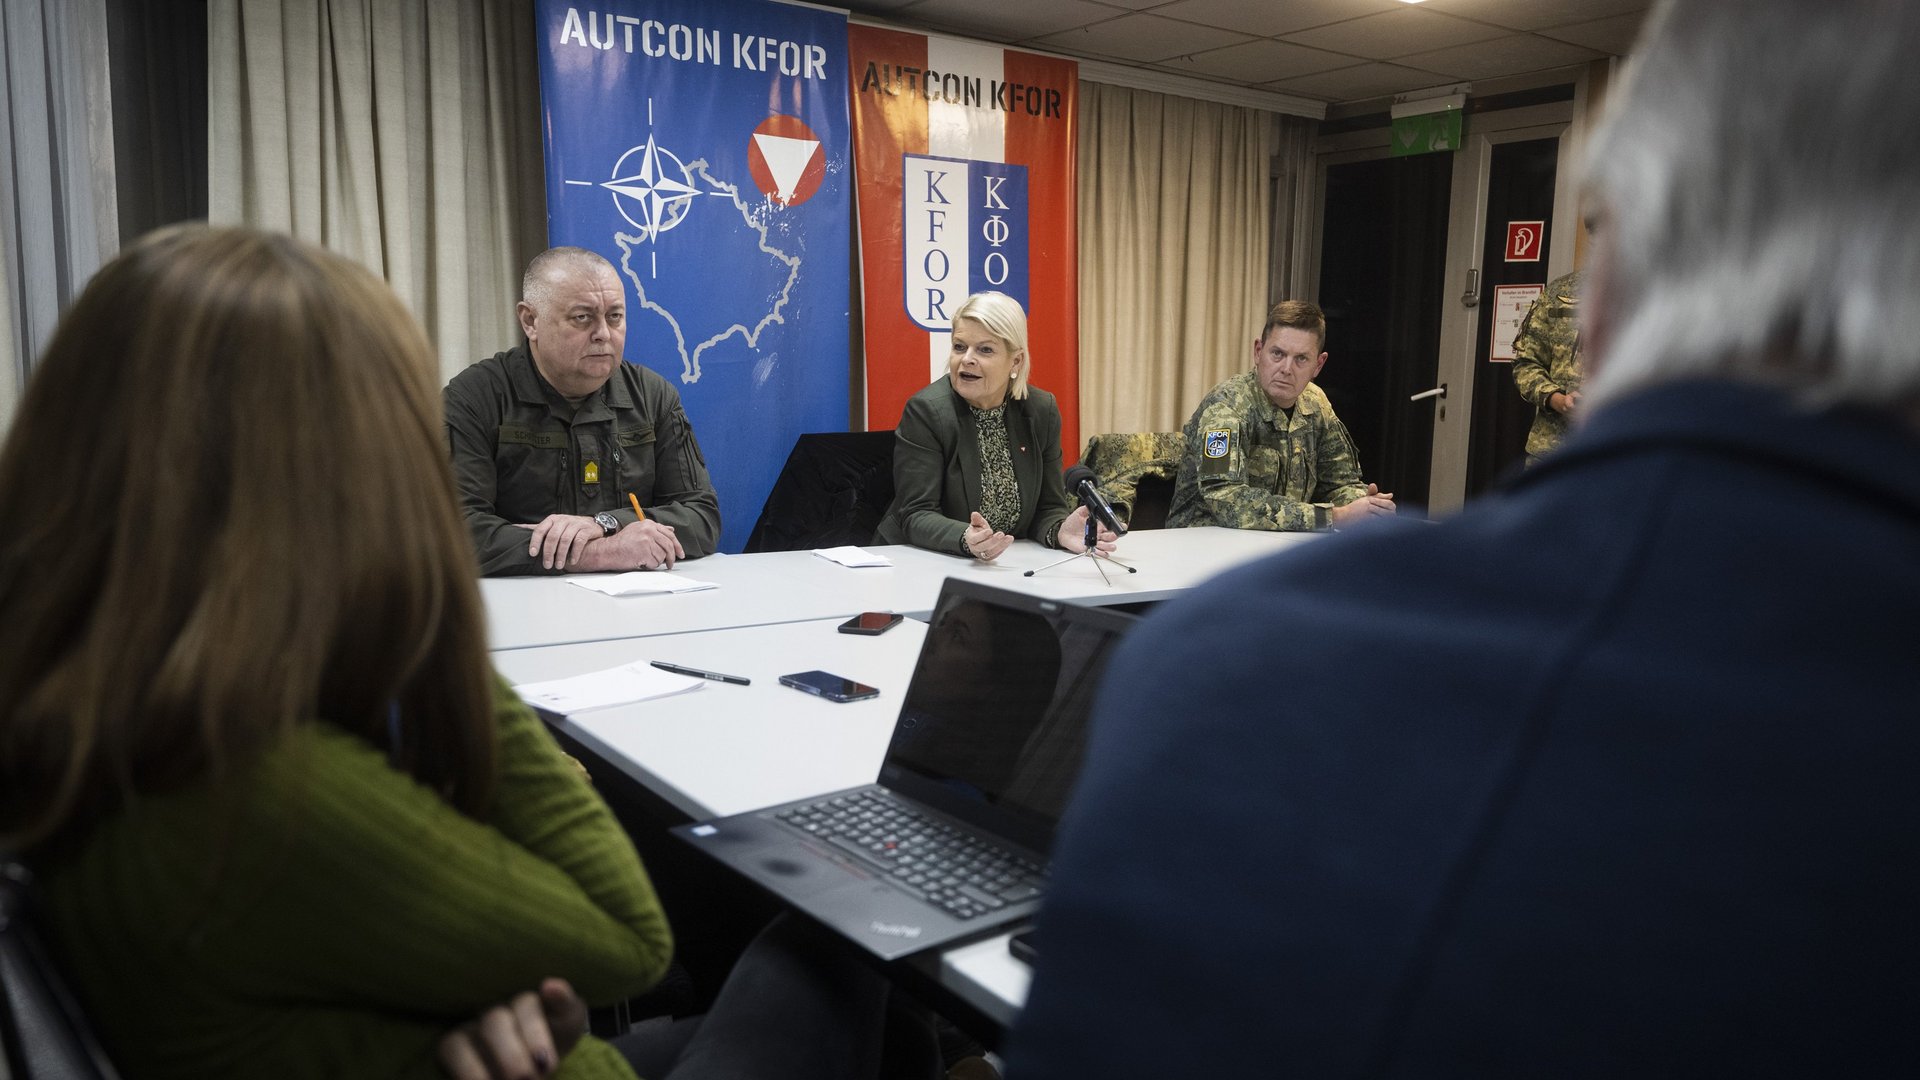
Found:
[879,580,1137,854]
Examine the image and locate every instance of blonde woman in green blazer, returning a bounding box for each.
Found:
[877,292,1119,560]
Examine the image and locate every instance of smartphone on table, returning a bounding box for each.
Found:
[778,670,881,703]
[837,611,903,635]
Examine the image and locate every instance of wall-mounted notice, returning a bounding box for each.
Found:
[1490,284,1544,362]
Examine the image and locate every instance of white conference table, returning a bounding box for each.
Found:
[483,526,1312,651]
[491,616,1039,1027]
[491,618,930,821]
[486,526,1322,1029]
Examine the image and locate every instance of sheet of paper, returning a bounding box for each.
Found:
[1489,283,1544,362]
[514,661,703,714]
[568,572,720,596]
[813,545,892,567]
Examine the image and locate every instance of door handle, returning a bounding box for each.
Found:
[1460,268,1479,308]
[1409,384,1447,403]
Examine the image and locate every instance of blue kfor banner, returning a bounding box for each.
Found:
[901,155,1030,331]
[533,0,851,553]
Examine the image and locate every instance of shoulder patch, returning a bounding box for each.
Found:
[1203,429,1231,459]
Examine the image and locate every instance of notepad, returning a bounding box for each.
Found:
[568,572,720,596]
[813,546,892,568]
[514,662,704,714]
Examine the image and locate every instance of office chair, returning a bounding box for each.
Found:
[1,860,123,1080]
[1081,432,1183,531]
[744,431,897,552]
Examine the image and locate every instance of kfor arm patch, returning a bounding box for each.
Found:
[1200,429,1232,476]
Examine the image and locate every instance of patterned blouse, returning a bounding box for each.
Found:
[972,402,1022,537]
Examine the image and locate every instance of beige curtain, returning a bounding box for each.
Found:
[1,254,16,437]
[1269,113,1316,304]
[1,0,120,415]
[208,0,548,385]
[1076,81,1276,444]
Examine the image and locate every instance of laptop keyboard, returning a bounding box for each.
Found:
[774,790,1048,920]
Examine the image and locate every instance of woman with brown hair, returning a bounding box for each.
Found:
[0,228,920,1079]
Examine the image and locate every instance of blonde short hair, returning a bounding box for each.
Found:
[952,291,1032,401]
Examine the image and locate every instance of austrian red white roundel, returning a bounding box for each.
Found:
[747,114,826,208]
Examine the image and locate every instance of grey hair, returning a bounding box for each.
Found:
[951,291,1032,400]
[1582,0,1920,413]
[520,246,617,308]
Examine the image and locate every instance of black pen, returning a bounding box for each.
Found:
[650,660,751,686]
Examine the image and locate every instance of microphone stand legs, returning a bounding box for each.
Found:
[1022,520,1138,583]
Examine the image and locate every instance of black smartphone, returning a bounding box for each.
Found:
[838,611,904,635]
[1009,927,1039,965]
[778,670,881,703]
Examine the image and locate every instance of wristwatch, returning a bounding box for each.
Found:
[594,511,621,537]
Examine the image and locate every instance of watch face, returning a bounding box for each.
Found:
[595,512,620,536]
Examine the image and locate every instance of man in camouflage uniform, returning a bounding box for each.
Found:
[1509,270,1584,464]
[1167,300,1395,531]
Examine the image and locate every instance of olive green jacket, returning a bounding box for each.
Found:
[444,345,721,575]
[37,676,672,1079]
[876,379,1073,555]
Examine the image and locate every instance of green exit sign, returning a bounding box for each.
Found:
[1390,109,1463,157]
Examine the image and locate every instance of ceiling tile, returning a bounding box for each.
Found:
[843,0,1652,100]
[1150,0,1403,38]
[907,0,1124,43]
[1154,38,1356,83]
[1263,61,1454,104]
[1537,12,1648,55]
[1396,33,1603,80]
[1033,12,1254,63]
[1420,0,1651,32]
[1283,8,1509,61]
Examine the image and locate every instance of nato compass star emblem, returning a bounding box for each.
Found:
[561,99,729,279]
[555,101,819,387]
[604,134,703,240]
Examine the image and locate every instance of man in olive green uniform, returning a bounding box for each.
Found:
[445,247,721,576]
[1168,301,1395,531]
[1510,270,1584,464]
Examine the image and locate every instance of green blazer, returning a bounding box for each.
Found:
[877,378,1073,554]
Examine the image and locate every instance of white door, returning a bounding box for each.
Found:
[1307,86,1587,517]
[1427,108,1580,514]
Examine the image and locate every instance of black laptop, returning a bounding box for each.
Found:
[672,578,1137,960]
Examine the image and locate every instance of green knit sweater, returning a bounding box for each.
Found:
[36,676,672,1079]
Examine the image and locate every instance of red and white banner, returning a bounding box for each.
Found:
[850,25,1080,460]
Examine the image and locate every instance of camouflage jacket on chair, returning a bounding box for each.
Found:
[1082,431,1183,526]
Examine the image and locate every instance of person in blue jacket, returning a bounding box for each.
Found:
[1008,1,1920,1076]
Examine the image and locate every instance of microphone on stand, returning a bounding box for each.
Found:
[1064,465,1127,538]
[1026,466,1138,578]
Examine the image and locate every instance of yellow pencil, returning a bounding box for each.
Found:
[629,492,645,522]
